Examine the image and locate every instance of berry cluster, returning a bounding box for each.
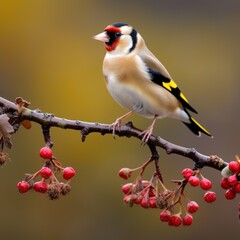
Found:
[221,157,240,200]
[118,161,217,227]
[121,176,199,226]
[17,147,76,200]
[182,168,216,203]
[159,201,198,226]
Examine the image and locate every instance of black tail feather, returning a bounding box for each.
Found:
[183,117,212,137]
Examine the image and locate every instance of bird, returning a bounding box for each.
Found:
[93,22,212,143]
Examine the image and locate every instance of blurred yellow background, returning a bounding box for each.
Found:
[1,0,240,239]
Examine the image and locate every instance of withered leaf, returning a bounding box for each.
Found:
[21,120,32,129]
[0,152,10,166]
[15,97,31,113]
[0,114,14,149]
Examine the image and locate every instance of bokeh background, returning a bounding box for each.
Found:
[1,0,240,239]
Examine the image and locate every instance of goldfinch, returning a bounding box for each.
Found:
[94,22,212,142]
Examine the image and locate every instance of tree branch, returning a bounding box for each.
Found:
[0,96,227,171]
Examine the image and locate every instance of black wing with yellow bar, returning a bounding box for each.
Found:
[148,68,198,114]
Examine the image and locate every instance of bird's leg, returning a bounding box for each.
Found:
[110,111,133,138]
[140,115,158,144]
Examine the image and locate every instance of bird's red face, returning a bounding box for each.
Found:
[93,25,122,52]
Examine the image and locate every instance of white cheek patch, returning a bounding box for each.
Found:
[120,26,133,35]
[119,35,133,54]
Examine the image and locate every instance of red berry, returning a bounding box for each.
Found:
[39,147,53,159]
[142,180,151,188]
[168,215,182,227]
[182,168,194,179]
[63,167,75,180]
[121,183,133,195]
[141,190,148,197]
[17,181,30,193]
[160,210,171,222]
[187,201,199,213]
[233,183,240,193]
[220,178,231,189]
[227,175,238,186]
[33,181,48,193]
[228,161,240,173]
[183,214,193,226]
[225,189,236,200]
[140,198,149,208]
[204,191,216,203]
[118,168,132,180]
[132,194,142,204]
[149,188,156,197]
[123,195,132,204]
[200,178,212,190]
[149,197,156,208]
[40,167,52,179]
[188,176,200,187]
[141,188,155,198]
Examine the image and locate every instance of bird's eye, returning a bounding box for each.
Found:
[115,32,121,38]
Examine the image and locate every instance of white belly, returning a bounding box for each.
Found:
[106,74,170,119]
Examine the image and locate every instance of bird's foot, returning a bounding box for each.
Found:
[139,115,157,144]
[109,118,122,139]
[109,111,133,139]
[139,126,154,145]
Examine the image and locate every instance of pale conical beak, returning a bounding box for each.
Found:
[93,31,109,43]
